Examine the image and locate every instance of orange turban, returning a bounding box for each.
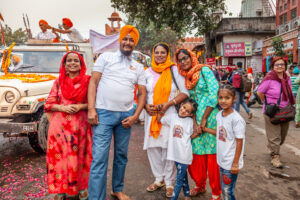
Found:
[12,55,21,63]
[119,25,139,46]
[39,19,48,26]
[247,67,253,74]
[62,18,73,28]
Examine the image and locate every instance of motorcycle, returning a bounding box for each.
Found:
[247,73,263,107]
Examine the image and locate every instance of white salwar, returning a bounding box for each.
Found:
[143,66,189,186]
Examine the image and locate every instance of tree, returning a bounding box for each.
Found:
[0,25,28,46]
[134,23,179,56]
[111,0,228,37]
[271,36,285,57]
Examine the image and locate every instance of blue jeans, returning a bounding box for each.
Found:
[88,108,135,200]
[219,167,238,200]
[235,89,250,114]
[171,162,190,200]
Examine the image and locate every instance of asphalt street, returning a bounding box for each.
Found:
[0,105,299,200]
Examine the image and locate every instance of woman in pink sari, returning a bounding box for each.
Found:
[44,51,92,200]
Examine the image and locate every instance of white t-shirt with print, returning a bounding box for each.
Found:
[93,50,146,112]
[67,27,84,42]
[161,113,193,165]
[216,110,246,170]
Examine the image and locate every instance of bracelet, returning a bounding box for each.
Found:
[172,99,177,105]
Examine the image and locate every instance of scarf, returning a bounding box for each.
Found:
[176,48,212,90]
[58,51,90,102]
[150,43,175,139]
[261,70,295,104]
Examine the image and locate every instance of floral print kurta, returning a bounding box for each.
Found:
[189,67,219,155]
[44,79,92,195]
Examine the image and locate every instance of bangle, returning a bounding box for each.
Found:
[172,99,177,105]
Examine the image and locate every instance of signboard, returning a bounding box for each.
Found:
[206,58,216,65]
[224,42,245,57]
[216,65,237,69]
[266,41,294,54]
[245,42,252,56]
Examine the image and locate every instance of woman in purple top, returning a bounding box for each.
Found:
[257,57,295,168]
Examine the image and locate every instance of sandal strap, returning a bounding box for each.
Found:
[166,185,174,189]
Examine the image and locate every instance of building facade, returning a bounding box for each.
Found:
[208,17,276,73]
[263,0,300,65]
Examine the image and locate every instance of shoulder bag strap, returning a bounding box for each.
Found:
[276,86,282,106]
[170,66,179,90]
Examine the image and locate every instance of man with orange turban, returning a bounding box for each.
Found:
[88,25,146,200]
[9,55,22,71]
[50,18,85,43]
[36,19,58,40]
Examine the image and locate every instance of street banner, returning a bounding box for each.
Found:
[224,42,245,57]
[206,58,216,65]
[89,30,119,54]
[216,65,237,69]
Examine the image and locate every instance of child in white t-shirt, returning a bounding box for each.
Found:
[205,84,246,200]
[158,99,197,200]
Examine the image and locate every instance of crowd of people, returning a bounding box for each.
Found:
[43,25,299,200]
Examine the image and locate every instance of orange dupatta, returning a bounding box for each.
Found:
[175,48,212,90]
[150,43,175,139]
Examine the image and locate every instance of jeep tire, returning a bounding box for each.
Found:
[37,113,49,153]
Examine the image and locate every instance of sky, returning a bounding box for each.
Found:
[0,0,243,38]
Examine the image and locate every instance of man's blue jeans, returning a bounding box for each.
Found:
[171,162,190,200]
[88,108,135,200]
[219,167,238,200]
[235,89,250,114]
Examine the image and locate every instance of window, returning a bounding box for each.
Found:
[284,4,287,9]
[280,15,283,25]
[292,0,296,5]
[291,9,297,19]
[284,13,288,24]
[280,6,283,12]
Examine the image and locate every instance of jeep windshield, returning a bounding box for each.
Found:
[1,51,66,73]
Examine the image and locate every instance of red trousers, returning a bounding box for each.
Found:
[188,154,221,196]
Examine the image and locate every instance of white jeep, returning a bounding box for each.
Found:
[0,42,93,153]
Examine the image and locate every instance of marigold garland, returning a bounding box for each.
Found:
[1,42,57,83]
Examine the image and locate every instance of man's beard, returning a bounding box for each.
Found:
[120,49,133,56]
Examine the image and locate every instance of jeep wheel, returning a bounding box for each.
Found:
[37,113,49,153]
[28,132,45,153]
[28,113,49,153]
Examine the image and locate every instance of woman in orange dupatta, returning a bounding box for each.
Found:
[143,42,189,197]
[44,51,92,200]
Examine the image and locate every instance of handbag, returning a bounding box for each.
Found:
[268,86,296,124]
[170,66,181,111]
[264,98,279,118]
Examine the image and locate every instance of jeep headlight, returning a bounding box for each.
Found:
[5,91,15,103]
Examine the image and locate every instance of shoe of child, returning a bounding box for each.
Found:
[210,195,221,200]
[248,112,253,119]
[190,187,206,196]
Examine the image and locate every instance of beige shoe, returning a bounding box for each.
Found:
[248,112,253,119]
[271,155,283,168]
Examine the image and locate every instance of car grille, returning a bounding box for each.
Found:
[0,106,8,112]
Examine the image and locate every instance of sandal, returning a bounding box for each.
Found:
[190,187,206,196]
[146,181,165,192]
[166,186,174,198]
[296,123,300,128]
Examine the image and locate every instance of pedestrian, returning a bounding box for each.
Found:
[221,67,233,85]
[176,48,221,200]
[291,67,299,98]
[257,56,295,168]
[44,51,92,200]
[209,84,246,200]
[157,99,197,200]
[50,18,85,42]
[87,25,146,200]
[144,42,189,198]
[36,19,58,40]
[212,65,220,82]
[294,68,300,128]
[231,62,253,119]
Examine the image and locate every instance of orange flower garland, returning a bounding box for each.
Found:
[1,42,57,83]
